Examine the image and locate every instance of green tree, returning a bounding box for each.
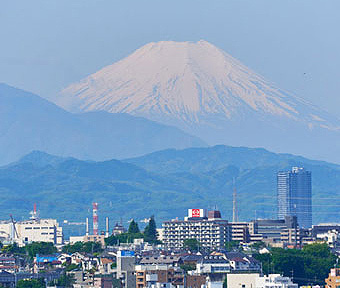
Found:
[2,243,25,255]
[62,242,83,254]
[82,241,103,254]
[253,243,337,286]
[25,242,57,258]
[223,276,227,288]
[183,238,200,252]
[144,216,158,243]
[250,241,266,251]
[54,274,75,287]
[62,241,102,254]
[225,241,240,251]
[105,235,118,246]
[180,263,196,273]
[117,232,144,243]
[128,220,140,234]
[16,278,45,288]
[65,263,81,271]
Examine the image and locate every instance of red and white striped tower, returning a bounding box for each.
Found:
[92,202,98,235]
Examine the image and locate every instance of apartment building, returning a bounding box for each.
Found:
[162,209,231,250]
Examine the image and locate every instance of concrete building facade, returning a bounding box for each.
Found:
[277,167,312,228]
[162,210,230,250]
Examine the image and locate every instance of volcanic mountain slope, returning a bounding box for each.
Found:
[56,40,340,163]
[0,83,204,165]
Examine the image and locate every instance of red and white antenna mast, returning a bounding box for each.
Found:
[92,202,98,235]
[30,203,39,221]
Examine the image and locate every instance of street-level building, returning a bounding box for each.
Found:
[135,264,184,288]
[227,273,297,288]
[325,268,340,288]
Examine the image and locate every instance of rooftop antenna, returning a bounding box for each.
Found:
[10,214,19,241]
[232,178,238,222]
[30,203,39,221]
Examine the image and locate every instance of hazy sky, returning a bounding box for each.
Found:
[1,0,340,117]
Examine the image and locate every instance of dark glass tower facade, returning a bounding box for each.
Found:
[277,167,312,228]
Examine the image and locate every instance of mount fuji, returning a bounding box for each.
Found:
[55,40,340,163]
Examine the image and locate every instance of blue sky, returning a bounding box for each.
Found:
[1,0,339,117]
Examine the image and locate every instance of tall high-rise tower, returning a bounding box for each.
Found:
[277,167,312,228]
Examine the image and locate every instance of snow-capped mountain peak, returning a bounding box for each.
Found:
[58,40,329,124]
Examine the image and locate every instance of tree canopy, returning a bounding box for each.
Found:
[128,220,140,234]
[144,216,158,243]
[62,241,102,254]
[49,273,75,288]
[183,238,200,252]
[106,216,159,245]
[253,243,336,286]
[25,242,57,258]
[16,278,45,288]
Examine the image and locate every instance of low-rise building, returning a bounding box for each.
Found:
[325,268,340,288]
[0,256,18,273]
[113,223,126,236]
[227,273,297,288]
[139,256,182,267]
[0,207,63,246]
[224,252,261,272]
[117,250,136,288]
[135,264,184,288]
[195,255,230,276]
[255,274,298,288]
[226,273,260,288]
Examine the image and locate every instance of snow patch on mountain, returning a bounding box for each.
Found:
[56,40,340,131]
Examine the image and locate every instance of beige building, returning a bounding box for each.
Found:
[227,273,260,288]
[325,268,340,288]
[0,218,63,246]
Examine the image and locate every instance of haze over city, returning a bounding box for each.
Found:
[0,1,340,288]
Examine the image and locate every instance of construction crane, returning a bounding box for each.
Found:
[9,214,19,240]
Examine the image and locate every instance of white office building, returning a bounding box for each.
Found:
[0,207,63,245]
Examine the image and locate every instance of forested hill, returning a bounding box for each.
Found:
[0,146,339,229]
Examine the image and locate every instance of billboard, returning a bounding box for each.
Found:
[119,250,135,257]
[188,209,205,218]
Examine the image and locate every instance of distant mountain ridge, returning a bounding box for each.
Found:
[0,83,205,165]
[55,40,340,163]
[125,145,340,174]
[1,147,339,229]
